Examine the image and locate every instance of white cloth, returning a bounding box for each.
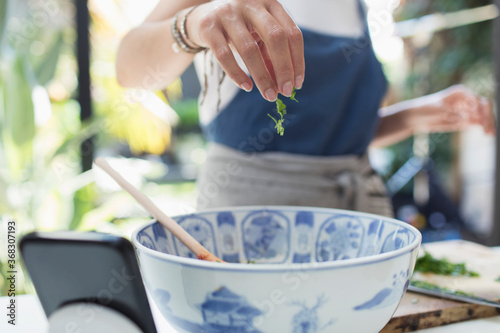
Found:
[196,143,393,217]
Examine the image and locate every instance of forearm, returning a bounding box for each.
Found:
[116,1,207,90]
[371,92,446,148]
[370,107,415,148]
[116,0,305,100]
[116,19,195,90]
[370,84,495,148]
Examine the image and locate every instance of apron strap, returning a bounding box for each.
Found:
[196,143,393,217]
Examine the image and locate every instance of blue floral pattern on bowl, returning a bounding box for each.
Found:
[150,285,264,333]
[354,269,410,311]
[316,215,364,262]
[138,210,417,264]
[292,211,315,263]
[133,206,422,333]
[241,210,290,263]
[289,295,336,333]
[381,229,413,254]
[217,212,241,263]
[174,215,217,259]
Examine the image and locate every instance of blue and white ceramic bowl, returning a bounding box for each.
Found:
[132,206,421,333]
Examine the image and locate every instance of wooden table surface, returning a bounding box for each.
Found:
[2,294,499,333]
[382,240,500,332]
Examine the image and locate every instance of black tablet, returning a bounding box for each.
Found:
[19,231,157,333]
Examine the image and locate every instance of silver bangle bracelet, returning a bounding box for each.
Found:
[171,8,206,54]
[180,5,206,50]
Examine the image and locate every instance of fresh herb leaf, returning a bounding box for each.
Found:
[269,88,299,136]
[276,98,286,114]
[414,251,480,277]
[268,114,278,124]
[267,113,284,136]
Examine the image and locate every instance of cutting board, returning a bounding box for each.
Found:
[381,240,500,332]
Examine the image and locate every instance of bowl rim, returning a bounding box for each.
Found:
[132,205,422,272]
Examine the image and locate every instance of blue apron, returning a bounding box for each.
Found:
[202,1,388,156]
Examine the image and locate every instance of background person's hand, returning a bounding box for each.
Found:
[372,85,495,148]
[185,0,305,101]
[412,85,495,135]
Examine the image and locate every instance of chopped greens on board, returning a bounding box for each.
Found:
[414,251,479,277]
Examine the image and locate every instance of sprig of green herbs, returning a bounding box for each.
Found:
[414,251,479,277]
[268,89,299,136]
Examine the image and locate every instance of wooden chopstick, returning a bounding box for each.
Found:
[94,158,224,263]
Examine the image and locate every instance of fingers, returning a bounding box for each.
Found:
[444,87,478,120]
[222,18,278,101]
[266,1,305,90]
[463,94,480,124]
[442,88,496,135]
[412,86,494,135]
[441,108,469,131]
[189,0,305,101]
[256,37,278,84]
[195,7,255,93]
[479,98,496,135]
[207,29,255,93]
[245,10,294,98]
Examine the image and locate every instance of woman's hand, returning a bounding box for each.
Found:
[185,0,305,101]
[372,85,495,148]
[412,85,495,135]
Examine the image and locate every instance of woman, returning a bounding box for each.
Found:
[116,0,494,216]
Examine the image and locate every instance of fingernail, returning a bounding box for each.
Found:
[240,82,252,92]
[294,75,303,89]
[282,81,293,97]
[265,88,277,101]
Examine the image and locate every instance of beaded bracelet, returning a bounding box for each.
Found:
[171,7,206,54]
[181,6,206,51]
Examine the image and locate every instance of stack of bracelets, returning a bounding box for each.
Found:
[171,6,207,54]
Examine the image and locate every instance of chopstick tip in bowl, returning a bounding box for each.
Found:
[93,157,226,264]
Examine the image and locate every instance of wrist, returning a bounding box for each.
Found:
[405,107,419,135]
[380,104,419,136]
[409,102,439,134]
[392,106,422,137]
[183,5,207,49]
[171,6,207,54]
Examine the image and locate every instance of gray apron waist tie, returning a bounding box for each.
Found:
[196,143,393,217]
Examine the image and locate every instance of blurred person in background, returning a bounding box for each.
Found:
[116,0,494,216]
